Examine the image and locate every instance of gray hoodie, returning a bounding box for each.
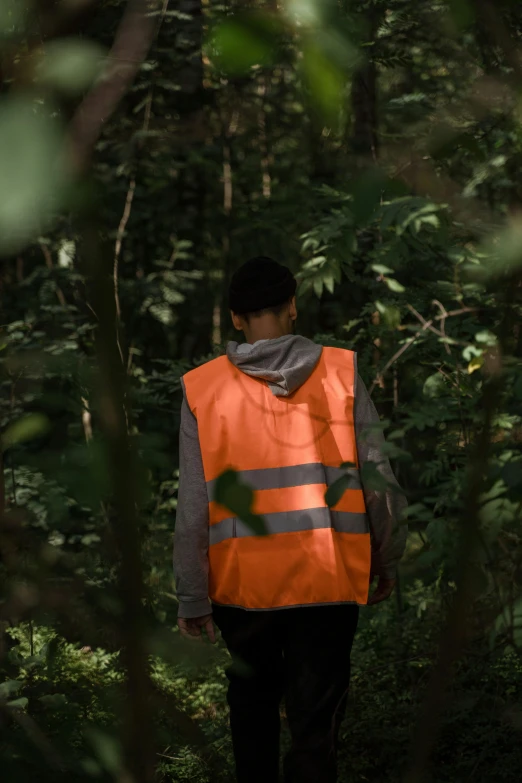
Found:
[173,335,407,618]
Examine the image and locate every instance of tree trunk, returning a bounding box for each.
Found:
[349,9,379,160]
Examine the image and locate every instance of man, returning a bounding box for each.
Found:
[174,256,407,783]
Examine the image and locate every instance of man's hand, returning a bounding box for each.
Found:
[367,576,396,606]
[178,614,216,643]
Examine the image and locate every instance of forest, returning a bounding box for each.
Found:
[0,0,521,781]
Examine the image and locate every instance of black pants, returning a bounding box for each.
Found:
[212,603,359,783]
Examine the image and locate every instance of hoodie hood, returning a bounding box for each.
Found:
[226,334,323,397]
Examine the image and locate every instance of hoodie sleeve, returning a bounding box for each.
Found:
[354,373,408,580]
[173,383,212,618]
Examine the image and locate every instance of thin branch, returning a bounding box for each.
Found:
[369,323,432,396]
[85,301,98,322]
[407,304,445,340]
[127,343,136,375]
[436,366,472,397]
[114,178,136,324]
[370,306,480,395]
[113,89,153,342]
[258,77,272,199]
[81,397,93,443]
[431,300,452,355]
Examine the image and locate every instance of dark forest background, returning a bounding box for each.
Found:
[0,1,522,781]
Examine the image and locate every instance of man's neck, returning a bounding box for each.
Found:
[243,324,293,344]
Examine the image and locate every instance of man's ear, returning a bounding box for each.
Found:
[289,296,297,321]
[231,311,243,331]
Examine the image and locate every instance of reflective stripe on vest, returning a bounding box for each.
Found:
[209,510,369,546]
[206,463,362,497]
[183,346,371,609]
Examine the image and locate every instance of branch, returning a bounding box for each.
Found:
[369,320,433,396]
[68,0,158,172]
[114,178,136,325]
[81,397,93,443]
[369,306,479,395]
[113,89,153,340]
[407,303,445,341]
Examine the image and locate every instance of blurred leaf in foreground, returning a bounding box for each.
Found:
[206,12,281,76]
[2,413,51,449]
[475,219,522,280]
[0,679,22,699]
[300,31,357,130]
[214,469,267,536]
[85,727,123,777]
[0,97,69,254]
[7,697,29,710]
[34,38,106,96]
[375,300,401,330]
[325,462,357,508]
[283,0,325,26]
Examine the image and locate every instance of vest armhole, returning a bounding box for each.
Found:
[183,355,231,416]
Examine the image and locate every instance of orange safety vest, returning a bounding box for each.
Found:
[183,346,371,610]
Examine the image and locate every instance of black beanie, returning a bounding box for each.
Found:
[228,256,297,315]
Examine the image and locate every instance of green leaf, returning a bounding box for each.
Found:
[360,462,389,492]
[342,319,362,335]
[468,354,484,374]
[2,413,51,449]
[39,693,68,710]
[149,303,174,325]
[475,330,496,345]
[423,373,446,399]
[375,301,401,329]
[384,278,405,293]
[7,697,28,710]
[0,97,69,254]
[207,13,280,75]
[462,344,483,361]
[35,39,106,95]
[323,274,335,294]
[0,679,22,699]
[239,513,267,536]
[481,220,522,278]
[325,474,350,508]
[301,38,346,128]
[214,470,267,536]
[313,277,324,298]
[372,264,394,275]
